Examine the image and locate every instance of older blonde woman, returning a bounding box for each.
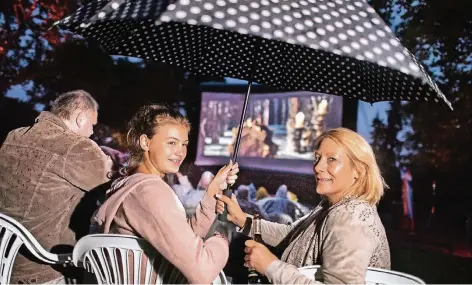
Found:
[218,127,390,284]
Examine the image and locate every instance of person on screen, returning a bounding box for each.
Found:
[217,127,391,284]
[91,104,239,284]
[228,118,278,158]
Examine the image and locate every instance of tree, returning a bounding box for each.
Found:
[0,0,84,94]
[0,97,39,143]
[368,0,472,224]
[1,0,212,146]
[370,101,403,189]
[370,103,404,220]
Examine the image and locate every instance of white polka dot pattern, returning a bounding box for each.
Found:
[58,0,452,109]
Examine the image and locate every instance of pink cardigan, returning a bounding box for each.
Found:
[92,173,229,284]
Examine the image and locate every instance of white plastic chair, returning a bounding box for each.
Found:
[73,234,229,285]
[0,213,72,284]
[298,265,426,284]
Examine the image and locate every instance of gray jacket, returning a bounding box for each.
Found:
[241,198,390,284]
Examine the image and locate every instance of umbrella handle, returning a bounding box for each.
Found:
[218,80,253,222]
[217,188,234,223]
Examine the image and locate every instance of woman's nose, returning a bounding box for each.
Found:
[176,145,186,156]
[314,159,325,174]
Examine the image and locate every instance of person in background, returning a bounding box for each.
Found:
[0,90,112,284]
[91,123,129,174]
[235,185,268,219]
[169,171,195,202]
[91,123,120,150]
[182,171,215,216]
[256,186,269,200]
[401,166,415,233]
[258,185,302,221]
[248,183,257,201]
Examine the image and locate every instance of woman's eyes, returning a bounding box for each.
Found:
[315,155,336,162]
[168,141,188,147]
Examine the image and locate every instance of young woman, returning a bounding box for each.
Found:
[219,127,390,284]
[92,104,239,284]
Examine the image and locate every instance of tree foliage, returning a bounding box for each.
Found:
[0,0,223,159]
[369,0,472,220]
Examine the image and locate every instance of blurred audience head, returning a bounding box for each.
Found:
[256,186,269,200]
[197,171,214,190]
[287,191,298,202]
[275,184,288,198]
[235,185,250,201]
[91,123,114,146]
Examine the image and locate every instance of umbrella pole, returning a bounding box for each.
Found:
[232,80,253,162]
[218,80,253,223]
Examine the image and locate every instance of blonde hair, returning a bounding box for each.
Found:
[287,191,298,202]
[314,127,387,205]
[256,187,269,200]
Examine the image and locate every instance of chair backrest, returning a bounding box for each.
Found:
[0,213,72,284]
[73,234,229,285]
[298,265,426,284]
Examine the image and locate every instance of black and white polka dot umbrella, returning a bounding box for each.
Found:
[57,0,452,109]
[57,0,452,225]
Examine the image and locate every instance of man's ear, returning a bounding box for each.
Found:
[76,111,87,128]
[139,134,149,151]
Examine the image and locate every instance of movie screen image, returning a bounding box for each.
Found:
[196,91,343,173]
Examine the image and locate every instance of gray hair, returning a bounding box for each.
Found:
[50,90,99,120]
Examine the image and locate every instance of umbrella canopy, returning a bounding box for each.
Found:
[57,0,452,109]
